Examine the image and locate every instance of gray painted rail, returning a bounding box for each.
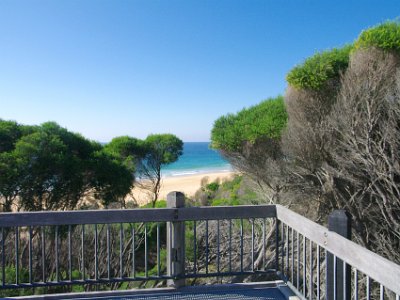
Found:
[276,205,400,295]
[0,205,277,227]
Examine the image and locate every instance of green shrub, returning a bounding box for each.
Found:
[211,96,287,152]
[206,182,219,192]
[185,228,196,261]
[141,200,167,208]
[220,175,242,200]
[0,266,31,297]
[221,175,242,191]
[148,248,167,275]
[286,45,353,90]
[210,198,241,206]
[354,21,400,53]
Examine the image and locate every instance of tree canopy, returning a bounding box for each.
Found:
[103,136,147,176]
[211,20,400,265]
[354,21,400,53]
[0,121,184,211]
[286,21,400,91]
[145,134,183,165]
[0,121,134,211]
[137,134,183,207]
[211,96,287,153]
[286,45,353,90]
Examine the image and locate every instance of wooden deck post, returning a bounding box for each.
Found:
[326,210,351,300]
[167,191,186,288]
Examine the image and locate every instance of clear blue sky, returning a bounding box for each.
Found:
[1,1,399,142]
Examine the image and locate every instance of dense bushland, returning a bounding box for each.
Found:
[286,45,353,90]
[0,122,182,296]
[211,96,288,202]
[211,96,287,152]
[354,21,400,53]
[193,175,257,206]
[0,121,182,211]
[211,21,400,266]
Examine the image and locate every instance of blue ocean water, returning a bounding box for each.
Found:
[161,142,232,177]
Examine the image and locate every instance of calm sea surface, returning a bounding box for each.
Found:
[161,142,232,177]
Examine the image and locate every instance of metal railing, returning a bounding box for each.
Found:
[0,192,277,293]
[275,205,400,300]
[0,191,399,299]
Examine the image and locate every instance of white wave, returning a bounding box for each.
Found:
[169,170,199,177]
[161,166,234,178]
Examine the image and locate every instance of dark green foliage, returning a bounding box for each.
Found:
[355,21,400,53]
[103,136,146,172]
[286,45,353,90]
[145,134,183,165]
[198,181,221,201]
[0,120,135,211]
[0,120,37,153]
[0,266,31,297]
[5,122,99,210]
[210,198,241,206]
[0,120,23,153]
[104,136,146,159]
[211,96,287,152]
[0,152,20,211]
[0,119,184,211]
[90,150,134,206]
[140,200,167,208]
[98,136,148,205]
[206,182,219,192]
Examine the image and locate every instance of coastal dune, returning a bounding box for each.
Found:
[131,171,236,206]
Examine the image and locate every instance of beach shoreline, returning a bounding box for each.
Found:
[130,170,237,206]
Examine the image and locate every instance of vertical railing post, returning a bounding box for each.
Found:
[326,210,351,300]
[167,191,186,288]
[275,219,280,272]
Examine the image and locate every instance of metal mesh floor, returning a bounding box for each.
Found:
[74,287,287,300]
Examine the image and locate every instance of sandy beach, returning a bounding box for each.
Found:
[130,171,236,206]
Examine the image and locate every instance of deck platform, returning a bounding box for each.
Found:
[2,201,399,299]
[10,282,298,300]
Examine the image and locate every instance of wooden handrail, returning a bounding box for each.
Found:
[276,204,400,295]
[0,202,398,295]
[0,205,276,227]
